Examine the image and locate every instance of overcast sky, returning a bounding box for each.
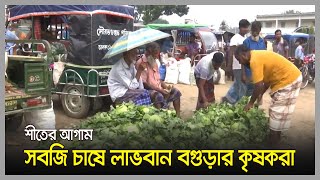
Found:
[161,5,315,28]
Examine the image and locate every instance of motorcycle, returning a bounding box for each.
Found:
[299,54,315,89]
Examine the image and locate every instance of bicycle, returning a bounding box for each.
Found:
[299,54,315,89]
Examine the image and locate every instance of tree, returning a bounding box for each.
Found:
[219,20,229,31]
[300,26,315,35]
[151,18,169,24]
[135,5,189,25]
[309,26,315,34]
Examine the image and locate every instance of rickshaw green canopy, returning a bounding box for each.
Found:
[146,24,208,30]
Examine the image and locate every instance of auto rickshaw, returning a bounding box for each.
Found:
[5,39,53,130]
[8,5,135,118]
[264,32,315,64]
[213,30,235,52]
[265,32,315,89]
[146,24,220,65]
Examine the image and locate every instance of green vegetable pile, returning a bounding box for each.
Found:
[191,97,269,149]
[41,97,269,150]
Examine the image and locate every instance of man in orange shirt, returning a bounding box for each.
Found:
[234,45,302,147]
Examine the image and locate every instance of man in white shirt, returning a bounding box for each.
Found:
[194,51,224,110]
[294,38,305,67]
[222,19,250,104]
[107,48,152,106]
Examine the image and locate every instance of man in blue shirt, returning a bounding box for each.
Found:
[242,21,266,105]
[161,37,174,54]
[294,38,305,63]
[222,19,250,105]
[5,28,19,55]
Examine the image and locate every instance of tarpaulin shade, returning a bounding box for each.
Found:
[8,5,135,66]
[67,14,134,66]
[146,24,212,35]
[8,5,134,21]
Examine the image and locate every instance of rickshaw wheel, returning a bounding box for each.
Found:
[299,66,309,89]
[61,85,91,119]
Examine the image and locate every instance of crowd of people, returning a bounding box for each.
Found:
[6,17,305,148]
[107,19,304,147]
[108,42,183,117]
[108,29,207,118]
[222,19,303,147]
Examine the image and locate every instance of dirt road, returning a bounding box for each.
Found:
[6,80,315,150]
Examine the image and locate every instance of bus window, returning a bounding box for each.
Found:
[44,16,70,40]
[177,31,191,45]
[105,14,129,25]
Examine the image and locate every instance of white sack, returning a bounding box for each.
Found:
[24,100,56,129]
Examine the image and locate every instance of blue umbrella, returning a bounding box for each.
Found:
[104,28,171,59]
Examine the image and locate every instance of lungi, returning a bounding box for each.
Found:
[224,69,247,104]
[269,75,302,131]
[115,89,152,106]
[150,87,182,109]
[195,76,215,110]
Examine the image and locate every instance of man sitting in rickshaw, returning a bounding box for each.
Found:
[9,23,32,40]
[186,33,200,65]
[161,36,174,54]
[136,42,182,117]
[107,48,152,106]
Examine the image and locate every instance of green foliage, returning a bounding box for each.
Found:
[151,18,169,24]
[309,26,315,34]
[51,42,67,56]
[298,26,315,35]
[135,5,189,25]
[39,97,269,150]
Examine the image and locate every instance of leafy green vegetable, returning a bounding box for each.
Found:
[39,97,269,150]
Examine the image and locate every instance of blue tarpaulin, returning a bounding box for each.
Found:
[8,5,134,21]
[7,5,135,66]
